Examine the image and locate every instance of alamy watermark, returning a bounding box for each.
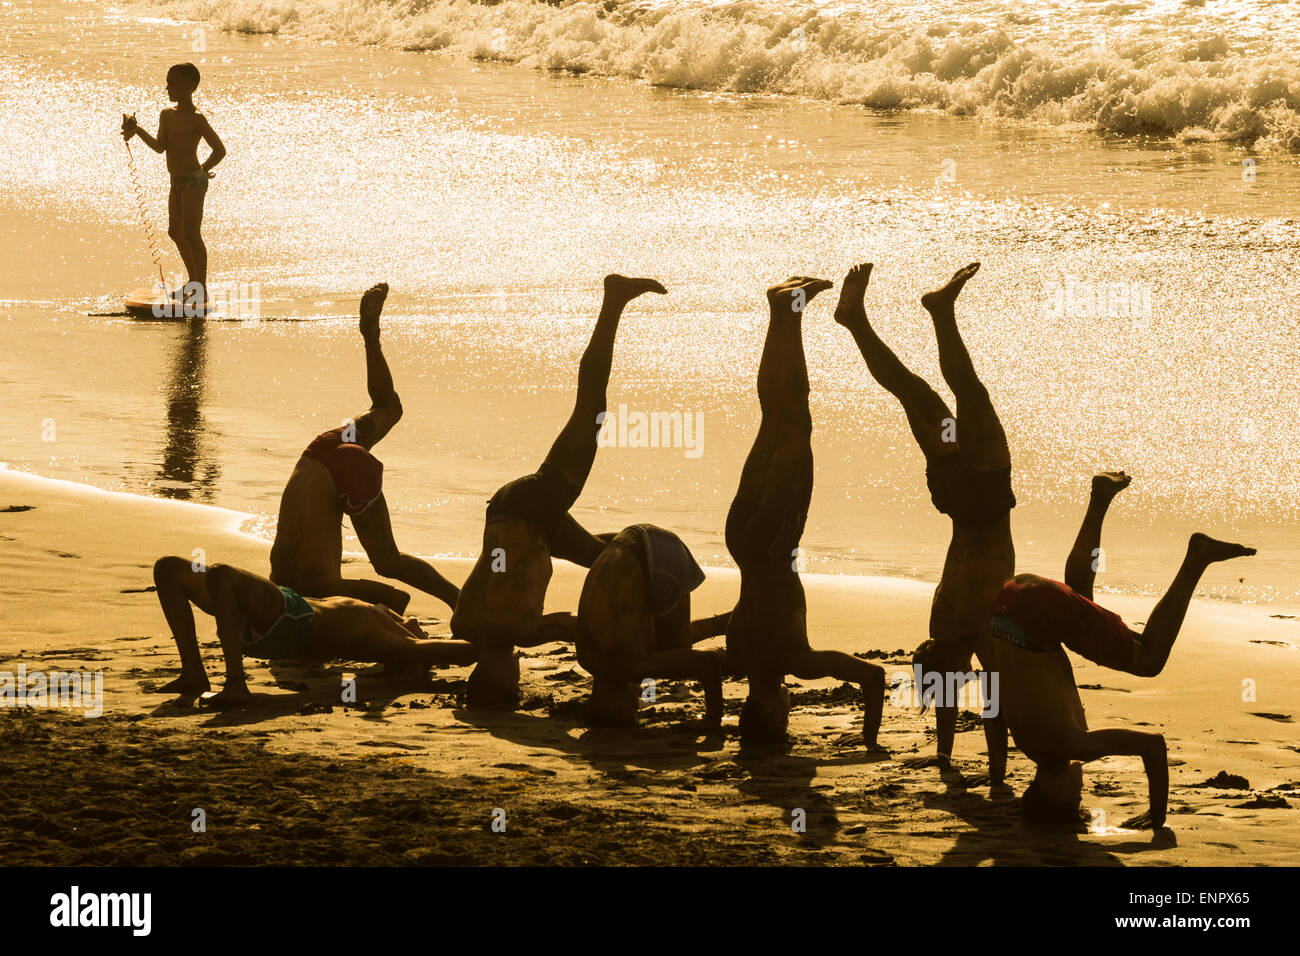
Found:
[596,404,704,459]
[1042,275,1153,324]
[890,664,1000,717]
[0,664,103,717]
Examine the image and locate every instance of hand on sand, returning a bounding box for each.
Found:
[767,276,833,314]
[198,687,253,710]
[359,282,389,340]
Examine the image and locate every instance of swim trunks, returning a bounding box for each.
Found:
[925,454,1016,526]
[621,524,706,618]
[170,169,209,190]
[303,428,384,517]
[724,496,806,572]
[990,574,1139,672]
[484,471,569,545]
[242,586,316,660]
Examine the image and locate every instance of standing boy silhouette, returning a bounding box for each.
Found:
[123,62,226,310]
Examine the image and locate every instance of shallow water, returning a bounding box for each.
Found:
[1,0,1297,607]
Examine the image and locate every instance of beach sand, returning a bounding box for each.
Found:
[2,465,1298,866]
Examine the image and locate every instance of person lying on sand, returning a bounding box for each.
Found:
[450,274,667,709]
[835,262,1014,782]
[270,282,460,615]
[725,276,887,753]
[982,471,1256,829]
[151,556,476,708]
[575,523,730,726]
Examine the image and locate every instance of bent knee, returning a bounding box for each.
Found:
[205,562,236,592]
[152,554,189,583]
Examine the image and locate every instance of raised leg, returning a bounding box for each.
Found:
[352,283,404,450]
[1064,471,1131,599]
[1130,533,1255,677]
[921,263,1010,470]
[731,278,832,749]
[535,274,666,508]
[835,263,955,458]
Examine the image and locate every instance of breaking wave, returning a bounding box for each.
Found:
[143,0,1300,149]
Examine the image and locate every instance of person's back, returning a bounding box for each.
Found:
[452,518,553,641]
[931,516,1015,640]
[269,455,344,592]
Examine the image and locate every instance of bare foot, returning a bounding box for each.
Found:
[1121,810,1166,830]
[156,674,210,696]
[1187,532,1256,565]
[359,282,389,342]
[767,275,834,315]
[1091,470,1132,500]
[198,686,253,710]
[920,262,980,315]
[833,262,873,327]
[603,274,667,301]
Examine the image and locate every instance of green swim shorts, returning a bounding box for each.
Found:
[242,586,316,660]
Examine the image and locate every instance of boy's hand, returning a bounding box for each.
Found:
[121,113,137,140]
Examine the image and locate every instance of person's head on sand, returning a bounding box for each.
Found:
[1021,761,1086,827]
[165,62,200,105]
[911,637,971,711]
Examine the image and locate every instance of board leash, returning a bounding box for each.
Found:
[124,138,167,288]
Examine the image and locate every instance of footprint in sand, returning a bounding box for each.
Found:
[1249,712,1294,723]
[1250,639,1296,649]
[1,504,34,513]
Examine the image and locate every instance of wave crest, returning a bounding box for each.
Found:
[146,0,1300,149]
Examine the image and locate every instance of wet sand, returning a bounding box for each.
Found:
[3,466,1298,865]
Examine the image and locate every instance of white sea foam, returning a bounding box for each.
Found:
[142,0,1300,149]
